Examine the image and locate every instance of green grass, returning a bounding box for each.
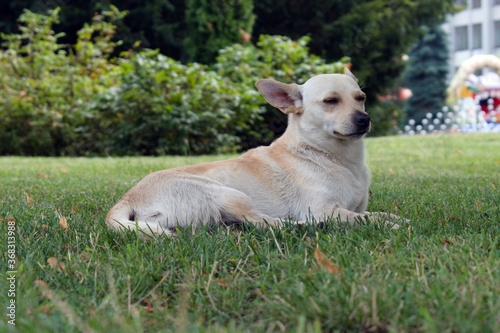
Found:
[1,133,499,333]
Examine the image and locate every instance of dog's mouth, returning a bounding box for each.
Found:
[332,130,368,139]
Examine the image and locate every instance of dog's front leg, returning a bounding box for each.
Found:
[332,207,402,229]
[364,212,404,229]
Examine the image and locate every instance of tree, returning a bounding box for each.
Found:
[0,0,188,59]
[403,26,449,123]
[98,0,188,60]
[252,0,457,104]
[184,0,255,63]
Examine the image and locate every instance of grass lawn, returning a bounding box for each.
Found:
[1,133,499,332]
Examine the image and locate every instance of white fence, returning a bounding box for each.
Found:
[402,98,500,135]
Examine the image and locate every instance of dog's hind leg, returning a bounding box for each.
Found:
[106,203,178,237]
[217,190,285,228]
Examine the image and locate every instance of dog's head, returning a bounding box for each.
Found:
[256,68,370,142]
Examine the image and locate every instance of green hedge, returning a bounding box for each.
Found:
[1,7,384,156]
[0,7,124,155]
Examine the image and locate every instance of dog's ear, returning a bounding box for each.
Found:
[255,79,303,114]
[344,67,358,82]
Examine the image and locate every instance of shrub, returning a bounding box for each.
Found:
[369,100,405,137]
[87,50,259,155]
[0,7,124,156]
[0,7,252,156]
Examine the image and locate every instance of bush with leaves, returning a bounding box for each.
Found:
[0,7,125,155]
[369,100,405,136]
[0,7,252,156]
[87,50,259,155]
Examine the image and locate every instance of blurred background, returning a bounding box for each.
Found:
[0,0,498,156]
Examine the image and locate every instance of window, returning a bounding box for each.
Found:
[455,0,467,6]
[472,0,481,8]
[472,24,482,49]
[455,26,468,51]
[495,21,500,47]
[495,0,500,5]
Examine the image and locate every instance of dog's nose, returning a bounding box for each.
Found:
[354,112,371,128]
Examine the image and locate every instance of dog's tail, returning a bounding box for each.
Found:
[106,202,175,237]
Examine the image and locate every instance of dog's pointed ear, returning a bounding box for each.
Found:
[344,67,358,82]
[255,79,303,114]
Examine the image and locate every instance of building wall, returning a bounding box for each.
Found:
[443,0,500,75]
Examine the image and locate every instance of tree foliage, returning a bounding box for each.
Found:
[252,0,457,102]
[403,26,449,123]
[184,0,255,63]
[0,0,188,60]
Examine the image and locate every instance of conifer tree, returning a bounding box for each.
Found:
[404,26,450,123]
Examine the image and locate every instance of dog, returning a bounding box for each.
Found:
[106,68,404,236]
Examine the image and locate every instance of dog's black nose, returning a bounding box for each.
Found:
[354,112,371,128]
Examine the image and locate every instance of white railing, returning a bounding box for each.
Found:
[401,100,500,135]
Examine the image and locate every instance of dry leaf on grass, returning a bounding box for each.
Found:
[47,257,58,268]
[25,193,34,205]
[26,303,52,316]
[59,216,68,231]
[217,279,228,287]
[34,280,49,288]
[71,205,77,213]
[80,252,91,262]
[59,167,68,173]
[141,299,154,313]
[441,239,452,246]
[47,257,66,272]
[314,248,340,274]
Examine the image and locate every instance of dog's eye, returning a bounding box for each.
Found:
[323,97,340,105]
[355,95,366,102]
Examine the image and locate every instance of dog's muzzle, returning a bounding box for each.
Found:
[354,112,371,132]
[353,111,371,134]
[331,111,371,139]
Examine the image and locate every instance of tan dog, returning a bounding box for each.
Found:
[106,68,403,236]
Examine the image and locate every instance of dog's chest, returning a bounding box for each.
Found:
[295,162,370,212]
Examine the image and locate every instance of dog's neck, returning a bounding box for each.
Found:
[277,117,366,166]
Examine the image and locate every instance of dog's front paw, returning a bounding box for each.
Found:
[364,212,409,230]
